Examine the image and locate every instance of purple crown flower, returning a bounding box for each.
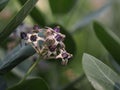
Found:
[20,25,72,65]
[30,35,37,41]
[20,32,27,39]
[48,45,56,52]
[54,26,60,32]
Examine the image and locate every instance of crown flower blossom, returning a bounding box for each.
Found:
[20,25,72,65]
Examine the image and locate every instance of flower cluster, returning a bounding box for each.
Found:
[20,25,72,65]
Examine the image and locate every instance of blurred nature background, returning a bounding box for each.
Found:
[0,0,120,90]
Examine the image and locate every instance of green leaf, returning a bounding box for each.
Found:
[82,53,120,90]
[0,76,7,90]
[93,21,120,64]
[0,45,36,75]
[109,56,120,74]
[0,0,9,12]
[18,0,46,26]
[49,0,77,14]
[70,2,111,32]
[0,0,38,44]
[8,77,49,90]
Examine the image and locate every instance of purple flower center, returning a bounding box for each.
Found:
[30,35,37,41]
[20,32,27,39]
[49,45,56,52]
[33,25,40,30]
[62,53,68,59]
[55,34,63,41]
[54,26,60,32]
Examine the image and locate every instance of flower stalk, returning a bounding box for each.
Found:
[19,53,41,84]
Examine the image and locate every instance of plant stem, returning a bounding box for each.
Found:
[18,55,41,84]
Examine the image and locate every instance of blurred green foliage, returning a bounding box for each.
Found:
[0,0,120,90]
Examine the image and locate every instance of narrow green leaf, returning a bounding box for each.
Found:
[0,0,9,12]
[18,0,46,26]
[109,56,120,74]
[49,0,77,14]
[0,0,38,44]
[82,53,120,90]
[93,21,120,64]
[0,45,36,75]
[70,2,111,33]
[8,77,49,90]
[0,76,7,90]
